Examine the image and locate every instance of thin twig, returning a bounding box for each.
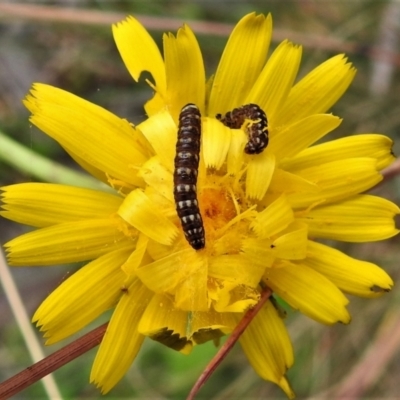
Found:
[309,307,400,399]
[381,157,400,182]
[0,3,400,66]
[0,3,231,34]
[186,287,272,400]
[0,323,108,399]
[332,308,400,398]
[369,0,400,96]
[0,249,62,400]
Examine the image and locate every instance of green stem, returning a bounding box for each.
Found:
[0,130,107,190]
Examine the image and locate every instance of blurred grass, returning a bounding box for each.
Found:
[0,1,400,399]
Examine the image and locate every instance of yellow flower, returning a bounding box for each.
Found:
[1,12,397,397]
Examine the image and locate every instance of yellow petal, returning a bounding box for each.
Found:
[264,261,351,324]
[121,234,149,275]
[271,114,342,161]
[112,16,166,115]
[146,237,175,261]
[32,245,132,343]
[208,13,272,115]
[288,158,382,208]
[66,151,112,187]
[246,150,275,200]
[239,300,294,399]
[298,194,399,242]
[203,117,231,169]
[306,241,393,297]
[227,128,247,176]
[137,110,176,171]
[271,222,308,260]
[145,185,177,221]
[163,24,205,121]
[137,156,174,202]
[241,237,275,268]
[0,183,122,227]
[209,254,265,288]
[175,263,208,311]
[190,308,237,344]
[250,195,294,238]
[139,293,235,351]
[136,248,205,294]
[118,189,178,245]
[268,168,319,194]
[275,54,356,126]
[245,40,302,121]
[5,218,131,266]
[213,282,259,313]
[138,293,193,354]
[24,84,151,187]
[282,133,395,172]
[91,278,152,394]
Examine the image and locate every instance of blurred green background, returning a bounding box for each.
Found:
[0,1,399,399]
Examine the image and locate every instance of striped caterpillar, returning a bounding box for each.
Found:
[173,104,205,250]
[216,103,269,154]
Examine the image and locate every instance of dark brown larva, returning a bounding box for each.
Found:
[173,104,205,250]
[216,103,268,154]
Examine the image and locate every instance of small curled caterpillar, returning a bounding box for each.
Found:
[216,103,269,154]
[173,104,205,250]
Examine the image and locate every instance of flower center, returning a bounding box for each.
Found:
[200,187,236,228]
[198,179,240,250]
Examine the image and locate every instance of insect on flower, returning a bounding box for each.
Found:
[173,103,205,250]
[216,103,269,154]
